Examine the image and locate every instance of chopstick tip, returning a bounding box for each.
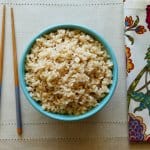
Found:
[17,128,22,136]
[3,5,6,10]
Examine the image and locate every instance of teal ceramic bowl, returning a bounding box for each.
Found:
[19,24,118,121]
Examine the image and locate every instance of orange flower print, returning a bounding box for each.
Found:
[125,16,147,45]
[146,5,150,30]
[125,16,134,27]
[126,46,134,73]
[126,46,131,58]
[135,26,147,34]
[127,59,134,73]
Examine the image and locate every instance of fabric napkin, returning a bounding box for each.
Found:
[124,0,150,142]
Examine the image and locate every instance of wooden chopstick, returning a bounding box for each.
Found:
[0,5,6,101]
[11,7,22,136]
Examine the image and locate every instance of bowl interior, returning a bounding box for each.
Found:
[19,24,118,121]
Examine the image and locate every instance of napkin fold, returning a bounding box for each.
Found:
[124,0,150,142]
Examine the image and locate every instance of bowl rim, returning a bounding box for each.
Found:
[19,24,118,121]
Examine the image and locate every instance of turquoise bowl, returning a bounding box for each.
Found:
[19,24,118,121]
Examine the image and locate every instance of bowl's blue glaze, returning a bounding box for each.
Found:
[19,24,118,121]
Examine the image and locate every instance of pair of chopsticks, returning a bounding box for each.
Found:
[0,6,22,135]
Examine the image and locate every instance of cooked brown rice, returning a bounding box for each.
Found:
[25,29,113,115]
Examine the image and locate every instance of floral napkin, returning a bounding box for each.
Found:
[124,0,150,142]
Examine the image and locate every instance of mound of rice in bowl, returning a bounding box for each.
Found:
[25,29,113,115]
